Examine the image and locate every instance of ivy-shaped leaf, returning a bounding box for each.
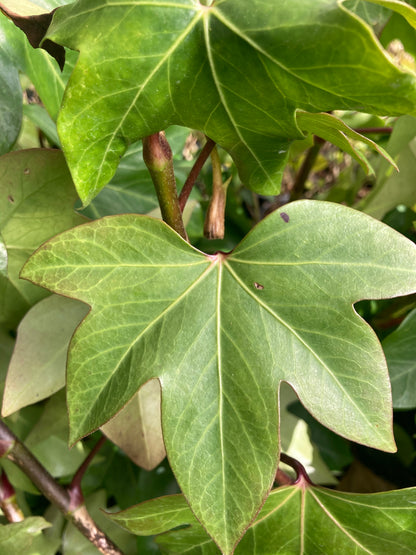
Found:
[108,485,416,554]
[41,0,416,204]
[22,201,416,552]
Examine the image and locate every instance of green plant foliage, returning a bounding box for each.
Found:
[0,45,21,154]
[1,1,416,552]
[0,516,59,555]
[108,485,416,554]
[24,391,88,478]
[359,116,416,218]
[62,489,138,554]
[383,308,416,409]
[101,380,166,471]
[22,200,416,552]
[81,126,192,220]
[296,111,396,175]
[2,295,88,416]
[42,0,416,204]
[0,0,76,120]
[0,149,85,329]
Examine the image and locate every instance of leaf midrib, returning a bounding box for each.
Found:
[74,257,214,438]
[222,259,387,446]
[211,6,391,107]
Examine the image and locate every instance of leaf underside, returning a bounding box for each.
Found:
[45,0,416,204]
[21,200,416,553]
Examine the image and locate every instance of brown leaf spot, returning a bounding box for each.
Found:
[280,212,290,223]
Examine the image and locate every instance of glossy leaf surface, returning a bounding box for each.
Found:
[45,0,416,204]
[22,200,416,552]
[383,308,416,409]
[109,485,416,554]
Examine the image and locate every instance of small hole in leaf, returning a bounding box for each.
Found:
[254,282,264,290]
[24,168,30,175]
[8,195,14,203]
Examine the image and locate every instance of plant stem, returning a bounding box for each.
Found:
[204,146,230,240]
[291,136,324,201]
[354,127,393,135]
[69,434,107,511]
[279,452,313,485]
[179,137,216,212]
[143,132,187,240]
[274,468,293,486]
[0,471,24,522]
[0,420,124,555]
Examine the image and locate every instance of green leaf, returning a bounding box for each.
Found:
[358,116,416,219]
[363,0,416,27]
[296,110,397,175]
[21,201,416,552]
[45,0,416,205]
[0,516,57,555]
[101,380,166,471]
[0,2,77,121]
[109,485,416,554]
[0,149,85,329]
[0,46,22,154]
[2,295,88,416]
[22,104,61,146]
[24,391,88,478]
[279,383,338,485]
[383,308,416,409]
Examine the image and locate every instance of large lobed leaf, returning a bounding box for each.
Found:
[42,0,416,204]
[108,485,416,554]
[21,200,416,553]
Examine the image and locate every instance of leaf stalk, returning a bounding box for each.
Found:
[179,137,216,212]
[0,420,124,555]
[204,146,230,239]
[143,132,187,240]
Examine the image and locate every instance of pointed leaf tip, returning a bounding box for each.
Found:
[21,203,416,549]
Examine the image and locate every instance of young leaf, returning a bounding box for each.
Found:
[43,0,416,205]
[296,111,397,175]
[21,201,416,553]
[383,308,416,409]
[108,486,416,554]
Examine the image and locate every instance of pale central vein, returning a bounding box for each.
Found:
[223,260,386,443]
